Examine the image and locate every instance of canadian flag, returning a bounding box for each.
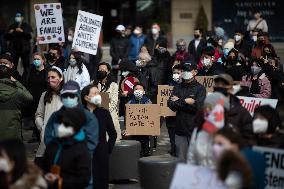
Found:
[202,99,225,133]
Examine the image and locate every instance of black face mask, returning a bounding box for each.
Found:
[194,34,200,39]
[213,87,229,96]
[0,65,11,79]
[96,70,108,80]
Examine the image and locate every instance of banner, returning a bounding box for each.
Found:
[157,85,176,117]
[170,164,227,189]
[72,10,103,55]
[125,104,160,136]
[195,76,215,93]
[237,96,278,115]
[34,3,65,44]
[253,146,284,189]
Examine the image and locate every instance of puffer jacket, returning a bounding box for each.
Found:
[241,73,271,98]
[0,79,33,139]
[168,79,206,137]
[128,34,146,61]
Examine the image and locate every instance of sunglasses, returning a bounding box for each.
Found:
[61,93,77,98]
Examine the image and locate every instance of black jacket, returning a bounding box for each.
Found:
[235,86,255,97]
[42,138,91,189]
[46,56,66,71]
[188,38,207,64]
[153,50,172,85]
[145,34,167,56]
[234,40,252,58]
[168,79,206,136]
[110,35,130,65]
[198,63,225,76]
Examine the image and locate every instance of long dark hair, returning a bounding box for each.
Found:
[44,68,64,104]
[93,62,114,91]
[69,51,84,74]
[81,84,98,108]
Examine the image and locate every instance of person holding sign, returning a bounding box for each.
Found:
[168,63,206,162]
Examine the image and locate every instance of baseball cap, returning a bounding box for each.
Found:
[116,25,125,31]
[61,80,80,95]
[182,62,197,71]
[214,73,234,86]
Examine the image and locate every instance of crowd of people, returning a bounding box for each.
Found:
[0,9,283,189]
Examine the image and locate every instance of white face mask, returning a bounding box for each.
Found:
[134,90,144,99]
[89,95,102,106]
[57,124,75,138]
[252,36,257,42]
[0,158,10,173]
[151,28,159,35]
[203,58,212,67]
[133,29,141,35]
[67,35,73,42]
[253,118,268,134]
[232,84,241,95]
[181,71,193,80]
[172,73,181,82]
[234,35,242,42]
[212,143,228,160]
[122,71,130,77]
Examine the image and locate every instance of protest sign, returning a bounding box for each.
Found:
[237,96,278,116]
[125,104,160,136]
[253,146,284,189]
[170,164,227,189]
[34,3,65,44]
[100,92,110,110]
[195,76,215,93]
[157,85,176,117]
[72,10,103,55]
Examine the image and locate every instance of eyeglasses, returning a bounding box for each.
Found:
[61,93,77,98]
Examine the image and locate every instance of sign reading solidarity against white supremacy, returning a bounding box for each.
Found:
[253,146,284,189]
[34,3,65,44]
[72,10,103,55]
[170,164,227,189]
[237,96,278,116]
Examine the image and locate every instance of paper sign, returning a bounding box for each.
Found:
[72,10,103,55]
[253,146,284,189]
[100,92,110,110]
[195,76,215,93]
[34,3,65,44]
[170,164,227,189]
[125,104,160,136]
[157,85,176,117]
[237,96,278,116]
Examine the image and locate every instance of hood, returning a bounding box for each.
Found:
[0,79,18,102]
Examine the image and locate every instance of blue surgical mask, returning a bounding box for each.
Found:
[33,59,41,67]
[62,97,78,108]
[69,59,77,66]
[223,49,229,58]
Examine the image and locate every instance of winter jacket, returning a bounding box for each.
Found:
[0,79,33,139]
[42,131,91,189]
[168,79,206,137]
[35,92,63,157]
[188,38,207,64]
[187,128,215,168]
[110,35,130,65]
[234,40,252,58]
[128,34,146,61]
[241,73,271,98]
[145,34,167,55]
[5,22,32,53]
[197,62,225,76]
[153,50,172,85]
[64,64,90,90]
[44,106,99,154]
[128,95,152,104]
[251,45,263,59]
[97,82,121,140]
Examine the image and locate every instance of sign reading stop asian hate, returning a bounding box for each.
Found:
[157,85,176,117]
[125,104,160,136]
[34,3,65,44]
[72,10,103,55]
[195,76,215,93]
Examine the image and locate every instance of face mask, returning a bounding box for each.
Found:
[177,45,186,51]
[0,158,10,173]
[96,70,108,80]
[89,95,102,106]
[133,29,141,35]
[48,53,56,61]
[122,71,130,77]
[67,35,73,42]
[0,65,11,79]
[232,84,241,95]
[48,78,61,90]
[253,118,268,134]
[218,40,223,46]
[62,97,78,108]
[252,36,257,42]
[251,66,262,75]
[15,17,21,23]
[57,124,74,138]
[134,90,144,99]
[157,47,167,54]
[234,35,241,42]
[213,87,228,96]
[203,57,212,67]
[212,143,228,159]
[69,59,77,66]
[152,28,159,35]
[194,34,200,39]
[181,71,193,80]
[223,49,229,58]
[172,73,181,82]
[33,59,42,67]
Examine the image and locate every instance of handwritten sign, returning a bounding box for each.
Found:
[34,3,65,44]
[170,164,227,189]
[237,96,278,116]
[157,85,176,117]
[125,104,160,136]
[196,76,215,93]
[253,146,284,189]
[72,10,103,55]
[100,92,110,110]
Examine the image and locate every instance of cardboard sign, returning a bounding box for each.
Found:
[237,96,278,116]
[125,104,160,136]
[34,3,65,44]
[157,85,176,117]
[170,164,227,189]
[72,10,103,55]
[100,92,110,110]
[253,146,284,189]
[195,76,215,93]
